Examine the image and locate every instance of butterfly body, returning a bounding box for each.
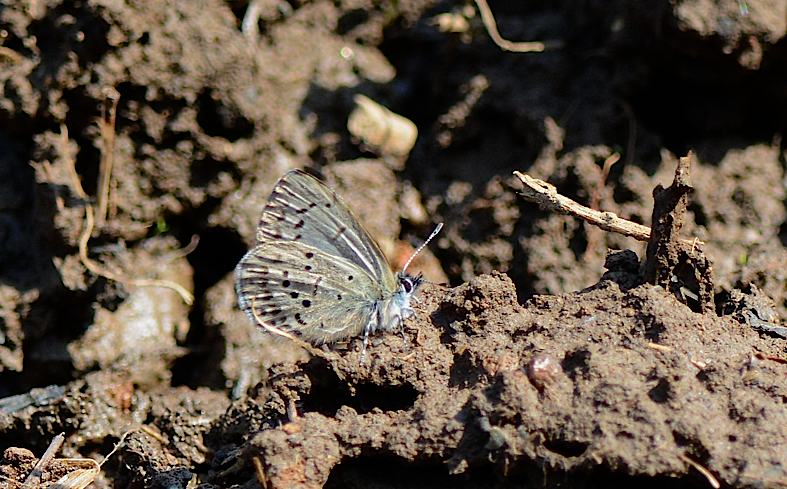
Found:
[235,169,425,347]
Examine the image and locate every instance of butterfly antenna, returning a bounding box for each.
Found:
[402,222,444,274]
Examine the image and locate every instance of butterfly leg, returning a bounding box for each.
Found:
[359,317,374,364]
[397,314,411,348]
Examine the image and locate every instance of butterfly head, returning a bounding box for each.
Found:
[397,272,424,297]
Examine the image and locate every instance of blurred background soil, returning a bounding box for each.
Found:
[0,0,785,487]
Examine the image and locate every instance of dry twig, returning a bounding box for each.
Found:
[59,124,195,305]
[474,0,550,53]
[96,87,119,229]
[23,433,65,486]
[512,170,702,247]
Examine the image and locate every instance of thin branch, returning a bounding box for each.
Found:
[512,171,702,247]
[474,0,550,53]
[23,433,64,487]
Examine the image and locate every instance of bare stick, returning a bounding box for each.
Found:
[23,432,65,486]
[679,453,721,489]
[513,171,702,247]
[96,87,119,229]
[474,0,548,53]
[60,125,195,305]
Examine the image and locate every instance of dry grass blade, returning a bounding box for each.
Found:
[474,0,548,53]
[58,125,195,305]
[50,460,100,489]
[678,453,721,489]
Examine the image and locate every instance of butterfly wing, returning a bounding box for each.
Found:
[256,169,397,292]
[235,240,384,343]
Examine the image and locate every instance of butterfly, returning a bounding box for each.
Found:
[235,169,442,358]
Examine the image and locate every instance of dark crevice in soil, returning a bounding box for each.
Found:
[171,225,245,389]
[448,350,486,389]
[29,2,111,83]
[196,89,255,141]
[623,31,783,153]
[542,437,589,458]
[300,83,371,165]
[301,361,419,416]
[325,454,506,489]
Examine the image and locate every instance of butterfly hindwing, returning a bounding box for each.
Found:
[255,170,397,292]
[235,240,384,343]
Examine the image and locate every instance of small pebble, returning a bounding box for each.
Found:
[526,353,561,390]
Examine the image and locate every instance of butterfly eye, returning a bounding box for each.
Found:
[401,278,413,293]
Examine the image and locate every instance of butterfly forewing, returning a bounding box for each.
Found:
[256,170,397,292]
[236,240,384,343]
